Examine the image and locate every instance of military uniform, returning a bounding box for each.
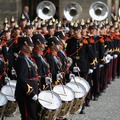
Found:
[32,34,49,90]
[14,37,38,120]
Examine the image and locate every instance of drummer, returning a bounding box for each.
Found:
[14,37,38,120]
[32,33,50,90]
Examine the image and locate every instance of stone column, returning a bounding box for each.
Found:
[107,0,112,22]
[115,0,119,17]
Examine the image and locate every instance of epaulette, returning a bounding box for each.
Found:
[99,37,104,43]
[90,38,94,43]
[82,39,88,44]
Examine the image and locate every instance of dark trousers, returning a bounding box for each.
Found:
[17,99,37,120]
[92,66,100,98]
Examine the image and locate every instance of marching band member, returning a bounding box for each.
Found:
[14,37,38,120]
[45,36,62,85]
[32,33,49,90]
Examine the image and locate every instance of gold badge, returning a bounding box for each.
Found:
[76,56,80,60]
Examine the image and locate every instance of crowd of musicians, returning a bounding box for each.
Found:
[0,13,120,120]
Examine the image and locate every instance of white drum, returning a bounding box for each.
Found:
[71,76,90,94]
[38,90,62,120]
[0,92,8,117]
[0,92,8,107]
[7,80,17,87]
[1,85,15,102]
[53,85,74,118]
[1,85,17,117]
[66,82,86,114]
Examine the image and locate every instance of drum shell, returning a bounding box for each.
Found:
[70,97,85,114]
[0,92,8,117]
[53,85,75,118]
[38,90,62,120]
[66,82,86,114]
[4,101,17,117]
[1,85,17,117]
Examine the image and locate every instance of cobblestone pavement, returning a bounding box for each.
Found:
[4,78,120,120]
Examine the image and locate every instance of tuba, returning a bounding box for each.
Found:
[89,1,109,21]
[36,1,56,20]
[64,2,82,21]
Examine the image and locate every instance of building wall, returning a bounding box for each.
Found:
[0,0,22,29]
[0,0,109,28]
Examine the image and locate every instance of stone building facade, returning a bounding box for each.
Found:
[0,0,117,29]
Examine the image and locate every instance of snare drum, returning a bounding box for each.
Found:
[38,90,62,120]
[53,85,74,119]
[66,82,86,114]
[0,92,8,117]
[71,76,90,95]
[1,85,17,117]
[7,80,17,87]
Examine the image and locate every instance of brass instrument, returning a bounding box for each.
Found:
[89,1,109,21]
[64,2,82,21]
[36,1,56,20]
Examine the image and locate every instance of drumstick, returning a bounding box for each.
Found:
[72,76,79,88]
[75,63,81,77]
[7,80,14,93]
[60,80,66,94]
[74,91,82,93]
[50,82,53,98]
[4,94,14,97]
[54,92,67,96]
[38,98,52,104]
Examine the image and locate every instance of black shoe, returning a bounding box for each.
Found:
[94,96,98,101]
[79,109,85,114]
[86,101,90,107]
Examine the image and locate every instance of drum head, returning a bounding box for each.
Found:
[7,80,17,87]
[53,85,74,102]
[38,90,61,110]
[1,85,16,101]
[0,92,8,106]
[71,76,90,93]
[66,82,86,99]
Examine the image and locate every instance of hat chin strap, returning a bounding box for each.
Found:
[21,45,31,54]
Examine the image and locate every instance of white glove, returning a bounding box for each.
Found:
[5,77,10,83]
[69,73,75,80]
[113,54,118,59]
[99,64,104,68]
[105,55,110,64]
[88,69,93,74]
[45,77,52,85]
[32,94,38,101]
[73,67,80,72]
[57,73,63,80]
[93,67,96,69]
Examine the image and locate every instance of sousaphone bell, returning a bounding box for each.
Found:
[64,2,82,21]
[36,1,56,20]
[89,1,109,21]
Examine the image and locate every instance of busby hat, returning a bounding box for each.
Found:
[32,34,47,45]
[48,36,61,46]
[3,26,11,33]
[54,31,66,40]
[25,21,33,29]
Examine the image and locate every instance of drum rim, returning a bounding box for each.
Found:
[71,76,90,92]
[66,81,86,98]
[38,90,62,110]
[0,91,8,106]
[53,84,75,102]
[1,85,16,101]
